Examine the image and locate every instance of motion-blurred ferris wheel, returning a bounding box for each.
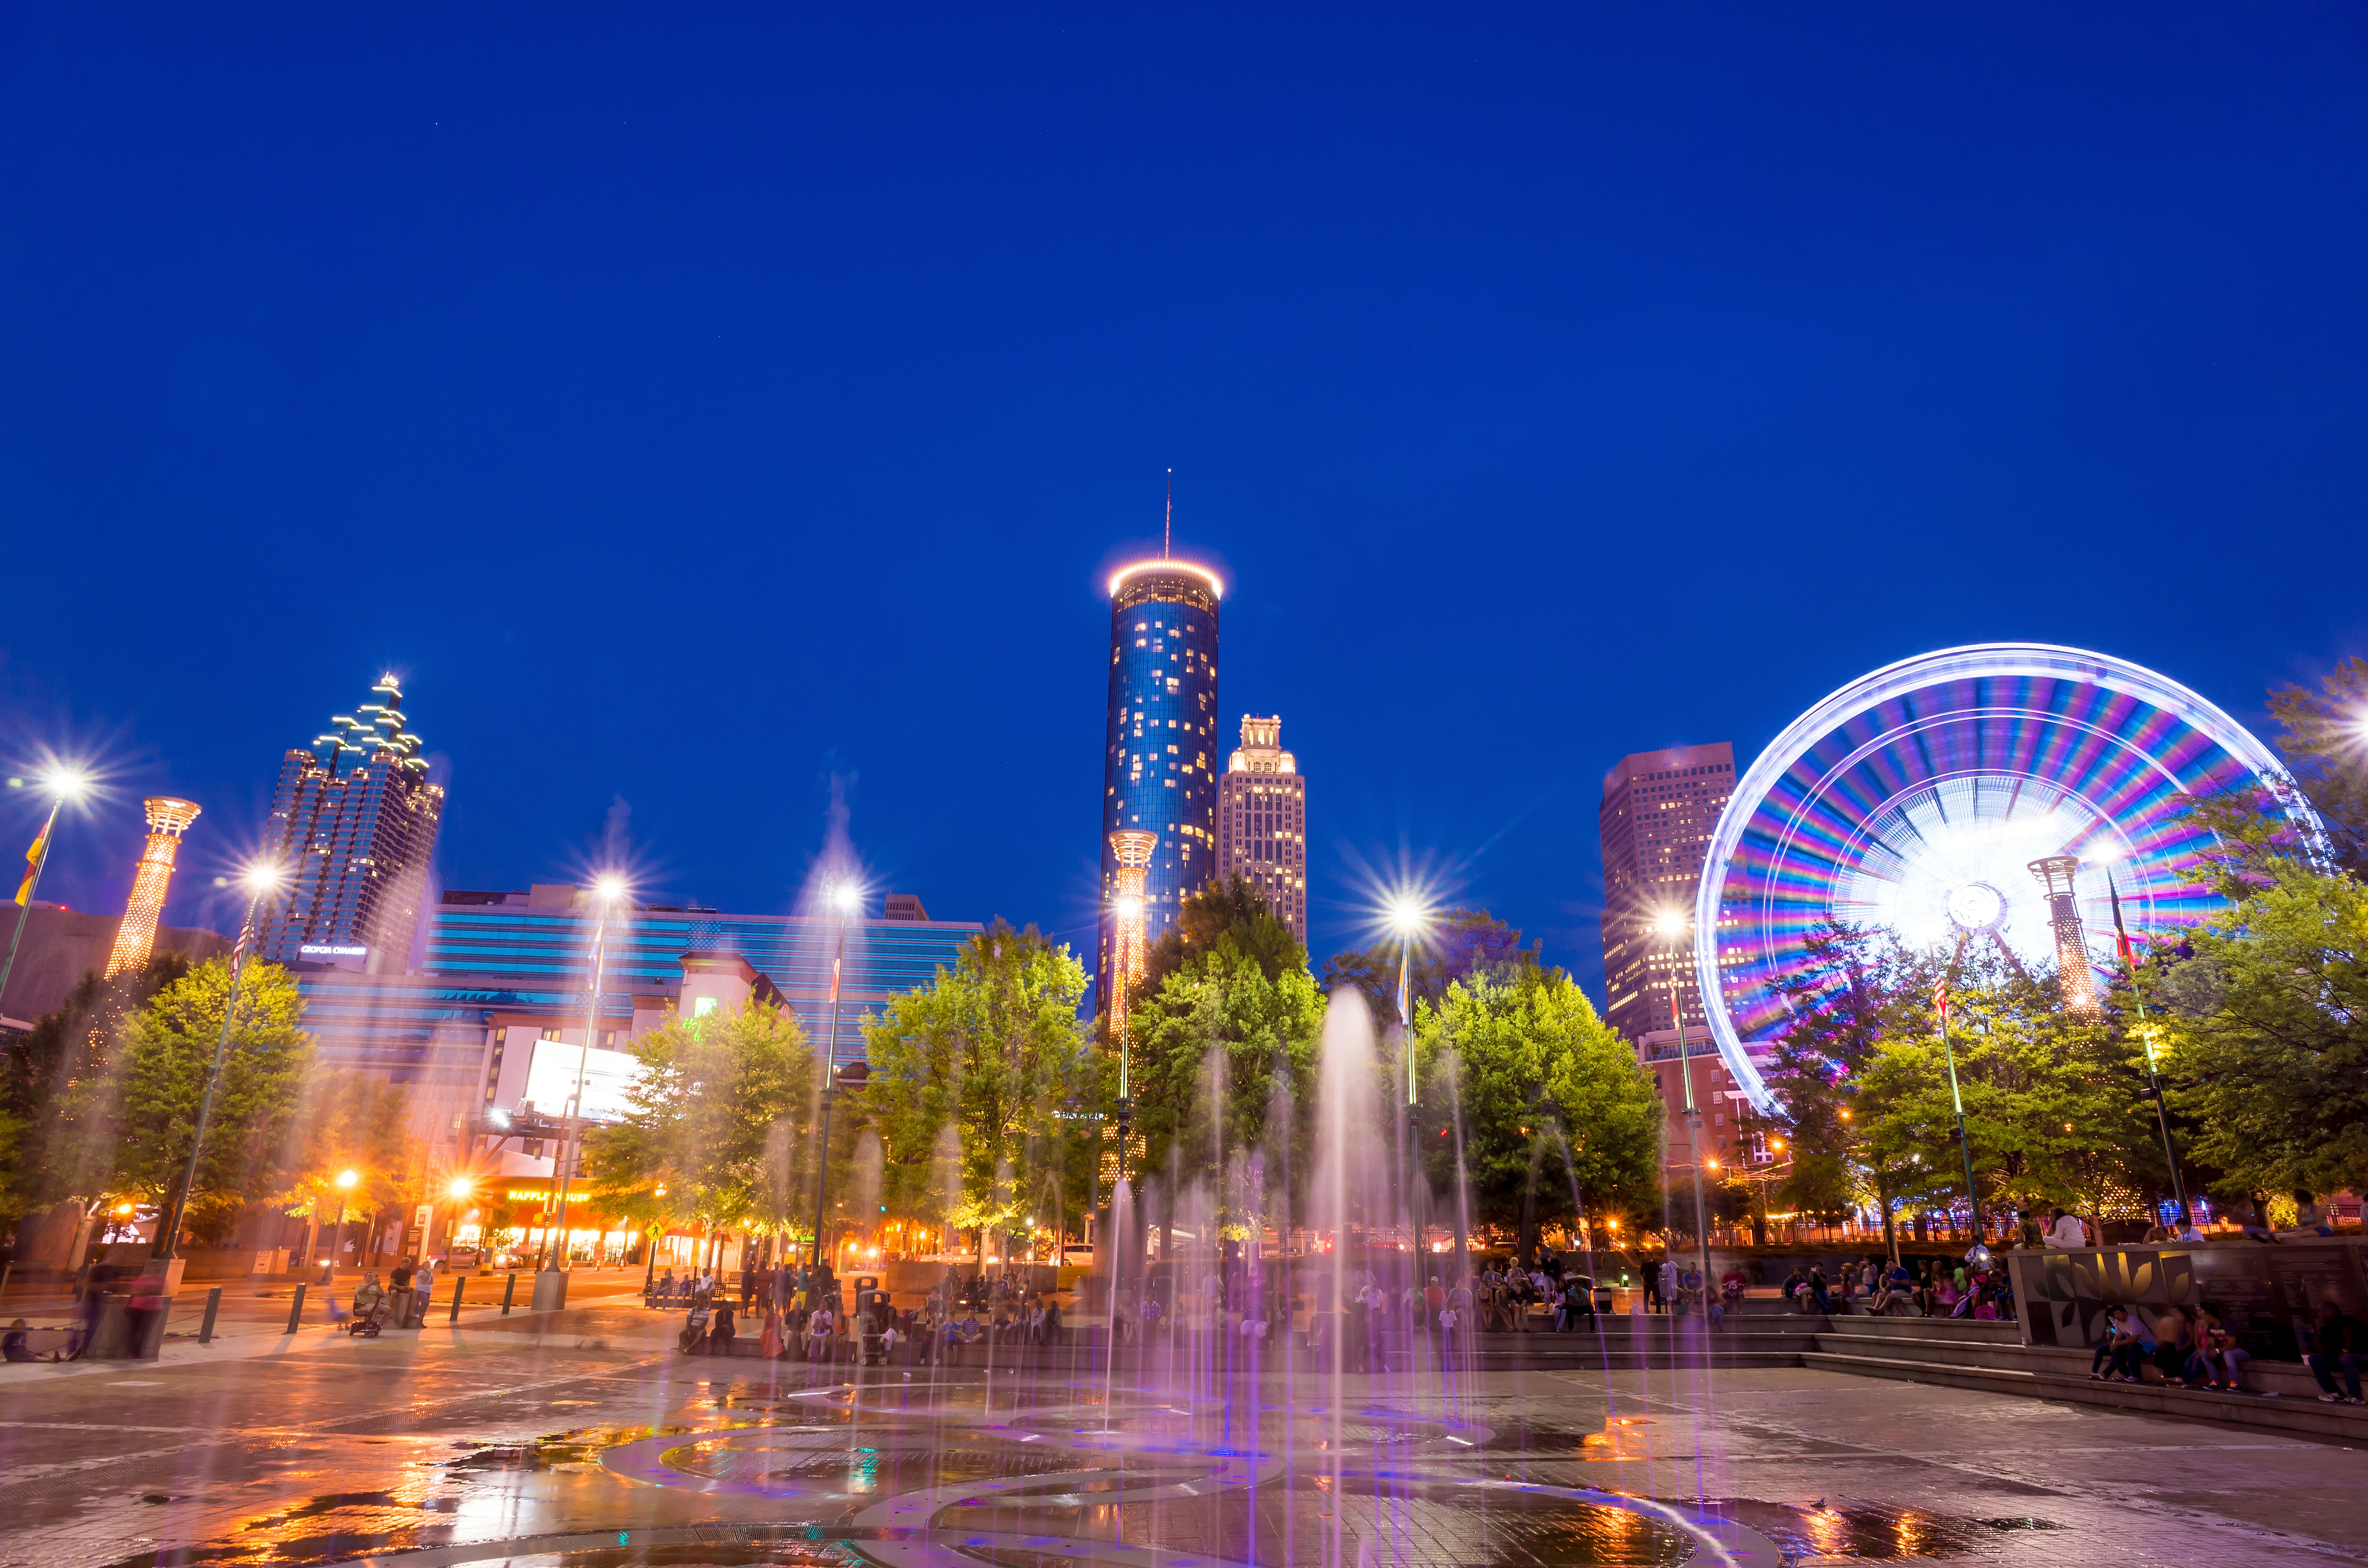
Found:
[1696,643,2326,1112]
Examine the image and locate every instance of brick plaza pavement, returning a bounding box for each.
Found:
[0,1301,2362,1567]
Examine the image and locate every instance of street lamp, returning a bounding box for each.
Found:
[155,858,289,1264]
[542,874,627,1277]
[1653,908,1716,1304]
[0,767,91,1010]
[1387,897,1429,1107]
[321,1167,359,1277]
[810,880,861,1270]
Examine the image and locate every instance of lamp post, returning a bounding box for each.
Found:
[0,768,90,1011]
[322,1168,358,1278]
[1654,909,1715,1311]
[541,875,626,1277]
[1933,976,1987,1260]
[1387,896,1429,1259]
[809,882,860,1269]
[2107,866,2192,1229]
[154,860,289,1263]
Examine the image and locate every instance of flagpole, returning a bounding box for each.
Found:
[0,794,67,1017]
[2109,868,2191,1228]
[1935,977,1984,1250]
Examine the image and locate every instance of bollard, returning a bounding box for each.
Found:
[501,1271,517,1315]
[284,1282,308,1335]
[198,1286,223,1345]
[448,1276,466,1323]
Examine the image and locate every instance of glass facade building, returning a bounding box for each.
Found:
[423,899,983,1047]
[1097,561,1222,1006]
[252,675,445,974]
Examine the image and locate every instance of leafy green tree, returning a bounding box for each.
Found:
[863,920,1098,1256]
[586,997,814,1264]
[1140,875,1304,997]
[1411,968,1659,1256]
[0,953,191,1226]
[2267,655,2368,874]
[105,959,314,1250]
[1130,939,1326,1234]
[2153,854,2368,1197]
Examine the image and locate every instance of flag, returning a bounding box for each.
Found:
[2107,867,2138,975]
[1932,974,1950,1028]
[13,822,44,906]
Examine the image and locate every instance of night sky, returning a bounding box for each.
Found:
[3,6,2363,1002]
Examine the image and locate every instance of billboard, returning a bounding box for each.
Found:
[521,1038,645,1124]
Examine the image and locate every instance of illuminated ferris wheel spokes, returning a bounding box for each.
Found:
[1695,643,2324,1112]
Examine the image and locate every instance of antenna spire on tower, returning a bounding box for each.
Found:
[1164,468,1172,559]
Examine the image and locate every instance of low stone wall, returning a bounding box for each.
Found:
[2006,1236,2368,1362]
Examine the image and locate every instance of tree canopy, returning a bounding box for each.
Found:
[586,995,815,1248]
[863,919,1100,1249]
[108,959,315,1244]
[1411,968,1660,1248]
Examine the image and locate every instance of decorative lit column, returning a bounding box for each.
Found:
[1107,830,1158,1187]
[105,797,201,979]
[2027,856,2100,1017]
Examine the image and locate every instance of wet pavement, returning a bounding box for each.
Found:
[1,1304,2363,1568]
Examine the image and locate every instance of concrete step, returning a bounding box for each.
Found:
[1802,1346,2368,1443]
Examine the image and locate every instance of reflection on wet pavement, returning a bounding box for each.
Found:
[1,1307,2356,1568]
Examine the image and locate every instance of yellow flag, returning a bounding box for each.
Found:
[14,823,45,906]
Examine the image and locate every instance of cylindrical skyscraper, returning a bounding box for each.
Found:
[1098,558,1221,1010]
[105,797,201,979]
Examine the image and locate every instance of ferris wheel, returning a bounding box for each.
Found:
[1696,643,2325,1112]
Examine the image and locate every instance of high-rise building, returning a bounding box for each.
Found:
[253,676,445,976]
[1598,742,1743,1176]
[1097,558,1222,1006]
[1215,715,1307,943]
[1598,742,1739,1045]
[103,797,201,979]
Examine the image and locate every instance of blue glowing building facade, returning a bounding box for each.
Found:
[1097,559,1222,1004]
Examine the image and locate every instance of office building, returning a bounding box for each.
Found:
[1597,742,1737,1048]
[103,797,202,979]
[285,883,981,1157]
[1,903,228,1031]
[1096,557,1222,1006]
[1214,715,1307,943]
[252,676,446,975]
[1598,741,1745,1176]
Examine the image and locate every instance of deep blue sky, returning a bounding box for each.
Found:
[4,6,2364,1002]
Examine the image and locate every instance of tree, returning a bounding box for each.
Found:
[2267,655,2368,875]
[1320,908,1544,1026]
[863,920,1098,1258]
[1129,938,1326,1235]
[0,953,191,1227]
[280,1072,413,1250]
[1410,968,1660,1256]
[586,997,814,1264]
[106,960,314,1248]
[1140,876,1303,997]
[2153,853,2368,1198]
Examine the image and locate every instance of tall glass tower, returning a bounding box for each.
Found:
[253,675,446,975]
[1098,559,1222,1009]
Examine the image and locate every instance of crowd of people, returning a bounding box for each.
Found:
[2086,1297,2367,1402]
[650,1261,1069,1364]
